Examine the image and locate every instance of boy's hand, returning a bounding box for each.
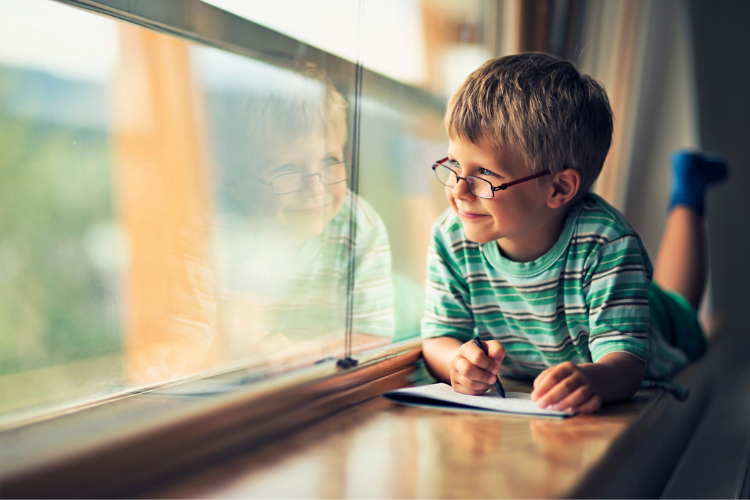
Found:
[450,339,505,395]
[531,362,602,414]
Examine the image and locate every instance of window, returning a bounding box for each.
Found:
[1,0,495,427]
[1,0,672,431]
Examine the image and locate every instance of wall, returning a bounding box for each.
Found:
[689,0,750,361]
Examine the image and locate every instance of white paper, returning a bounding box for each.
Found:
[383,383,573,417]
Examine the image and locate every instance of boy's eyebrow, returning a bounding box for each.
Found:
[252,158,273,172]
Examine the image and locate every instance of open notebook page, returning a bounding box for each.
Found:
[383,383,574,418]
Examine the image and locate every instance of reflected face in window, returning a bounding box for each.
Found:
[252,127,348,238]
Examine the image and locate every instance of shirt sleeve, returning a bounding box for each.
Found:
[420,222,475,341]
[583,233,651,363]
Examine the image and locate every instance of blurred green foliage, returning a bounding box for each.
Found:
[0,68,121,376]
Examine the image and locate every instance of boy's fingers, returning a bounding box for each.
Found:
[485,340,505,371]
[572,395,602,414]
[551,386,593,411]
[453,386,487,396]
[452,376,491,394]
[452,357,496,384]
[532,369,551,395]
[460,342,493,371]
[532,362,574,399]
[535,374,581,408]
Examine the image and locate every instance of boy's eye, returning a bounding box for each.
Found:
[320,156,343,168]
[271,163,297,176]
[478,167,500,178]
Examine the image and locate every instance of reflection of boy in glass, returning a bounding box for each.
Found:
[217,62,394,363]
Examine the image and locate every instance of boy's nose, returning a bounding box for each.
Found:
[301,172,326,195]
[452,178,476,200]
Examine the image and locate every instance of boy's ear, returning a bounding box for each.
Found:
[547,169,581,208]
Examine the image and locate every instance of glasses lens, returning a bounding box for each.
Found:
[466,176,493,199]
[319,162,348,184]
[272,173,303,194]
[434,164,457,187]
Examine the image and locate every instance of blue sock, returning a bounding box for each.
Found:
[668,150,729,216]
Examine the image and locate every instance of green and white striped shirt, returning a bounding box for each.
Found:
[219,193,395,357]
[421,193,688,380]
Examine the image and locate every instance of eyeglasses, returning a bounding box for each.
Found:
[432,157,551,199]
[250,161,349,194]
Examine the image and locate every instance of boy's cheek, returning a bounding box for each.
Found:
[445,186,458,208]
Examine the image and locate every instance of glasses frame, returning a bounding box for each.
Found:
[247,161,349,195]
[432,157,552,199]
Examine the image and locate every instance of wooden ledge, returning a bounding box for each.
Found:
[3,344,711,498]
[143,365,711,499]
[0,340,423,498]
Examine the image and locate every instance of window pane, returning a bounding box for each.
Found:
[198,48,395,366]
[356,0,493,340]
[0,0,494,426]
[0,0,124,422]
[0,0,396,426]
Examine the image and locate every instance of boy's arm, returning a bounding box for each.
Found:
[423,337,463,383]
[421,219,474,358]
[532,233,651,413]
[421,218,506,394]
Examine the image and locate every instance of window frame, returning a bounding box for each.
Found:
[55,0,444,110]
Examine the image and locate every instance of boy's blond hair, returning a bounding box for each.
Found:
[446,52,613,194]
[246,61,348,158]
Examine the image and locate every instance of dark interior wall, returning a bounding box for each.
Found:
[689,0,750,361]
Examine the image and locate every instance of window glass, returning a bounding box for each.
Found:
[0,0,496,426]
[355,0,494,339]
[0,0,124,423]
[0,0,386,426]
[197,48,395,368]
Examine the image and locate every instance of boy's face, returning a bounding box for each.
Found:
[243,127,347,239]
[446,138,559,260]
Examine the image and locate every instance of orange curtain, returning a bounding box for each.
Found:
[112,25,217,385]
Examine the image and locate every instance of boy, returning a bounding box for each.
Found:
[421,53,727,414]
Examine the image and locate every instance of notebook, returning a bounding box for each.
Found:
[383,383,574,418]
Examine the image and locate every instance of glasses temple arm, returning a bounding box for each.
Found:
[500,170,552,189]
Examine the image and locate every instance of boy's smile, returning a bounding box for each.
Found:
[446,138,567,262]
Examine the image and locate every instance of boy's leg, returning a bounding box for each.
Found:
[654,206,707,310]
[654,150,728,310]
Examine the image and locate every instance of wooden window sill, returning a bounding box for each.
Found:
[140,360,713,499]
[0,339,423,498]
[2,342,712,498]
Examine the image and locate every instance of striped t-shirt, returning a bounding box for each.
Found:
[421,193,688,381]
[218,193,395,358]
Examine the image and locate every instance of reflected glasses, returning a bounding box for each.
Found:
[251,161,349,194]
[432,157,551,199]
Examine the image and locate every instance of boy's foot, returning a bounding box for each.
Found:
[669,149,729,216]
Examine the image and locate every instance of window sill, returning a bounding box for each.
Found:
[142,356,714,499]
[0,339,423,498]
